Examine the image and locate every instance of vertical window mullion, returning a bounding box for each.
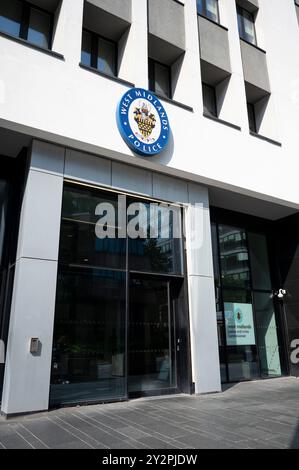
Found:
[91,32,98,69]
[20,1,30,40]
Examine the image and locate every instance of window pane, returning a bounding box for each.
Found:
[81,30,92,66]
[247,102,257,133]
[219,225,251,289]
[50,268,126,405]
[248,232,272,290]
[253,292,282,378]
[128,200,183,275]
[154,62,171,98]
[28,8,51,49]
[202,83,217,117]
[243,11,256,45]
[59,186,126,270]
[196,0,204,15]
[0,0,22,38]
[223,290,259,382]
[206,0,219,23]
[97,37,116,76]
[237,9,244,38]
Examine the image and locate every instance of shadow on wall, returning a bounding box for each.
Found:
[151,128,175,166]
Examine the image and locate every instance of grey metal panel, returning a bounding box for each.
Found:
[86,0,131,23]
[84,1,131,41]
[148,0,185,55]
[236,0,259,13]
[198,16,231,78]
[240,40,271,95]
[148,34,184,66]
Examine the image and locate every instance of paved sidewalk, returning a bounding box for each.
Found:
[1,377,299,449]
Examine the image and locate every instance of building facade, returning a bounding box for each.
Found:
[0,0,299,415]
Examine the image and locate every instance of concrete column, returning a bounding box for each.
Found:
[1,141,64,415]
[52,0,84,66]
[118,0,148,88]
[186,184,221,394]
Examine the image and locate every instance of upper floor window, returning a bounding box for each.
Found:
[202,82,217,117]
[148,59,171,99]
[237,6,257,45]
[197,0,219,24]
[0,0,53,50]
[81,29,117,77]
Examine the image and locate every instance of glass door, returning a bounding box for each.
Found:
[128,276,177,397]
[211,215,285,383]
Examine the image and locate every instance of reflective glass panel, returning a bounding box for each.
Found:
[128,200,183,275]
[253,292,282,377]
[128,278,176,393]
[223,290,259,381]
[206,0,219,23]
[154,62,171,98]
[81,30,92,66]
[97,37,116,76]
[196,0,204,15]
[219,224,250,289]
[202,83,217,117]
[50,268,126,405]
[243,10,256,45]
[0,0,22,38]
[28,7,51,49]
[248,232,272,291]
[59,186,126,270]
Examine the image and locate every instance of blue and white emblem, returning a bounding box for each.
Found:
[117,88,170,156]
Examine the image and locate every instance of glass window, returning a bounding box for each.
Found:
[50,268,126,406]
[206,0,219,23]
[202,83,217,117]
[219,225,250,289]
[237,7,257,45]
[149,59,171,99]
[248,232,272,290]
[0,0,22,38]
[196,0,204,15]
[128,200,183,275]
[197,0,219,23]
[253,292,282,377]
[81,30,92,66]
[59,186,126,270]
[247,102,257,133]
[97,37,116,76]
[27,7,51,49]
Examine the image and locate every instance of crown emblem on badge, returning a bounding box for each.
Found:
[134,102,156,140]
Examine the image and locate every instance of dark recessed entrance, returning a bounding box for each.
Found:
[49,182,191,407]
[211,208,289,383]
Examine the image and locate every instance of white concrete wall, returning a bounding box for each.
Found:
[0,0,298,209]
[185,184,221,394]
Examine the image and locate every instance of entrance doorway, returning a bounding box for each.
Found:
[211,208,287,383]
[50,183,191,407]
[129,276,182,397]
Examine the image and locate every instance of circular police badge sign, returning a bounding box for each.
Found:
[117,88,170,156]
